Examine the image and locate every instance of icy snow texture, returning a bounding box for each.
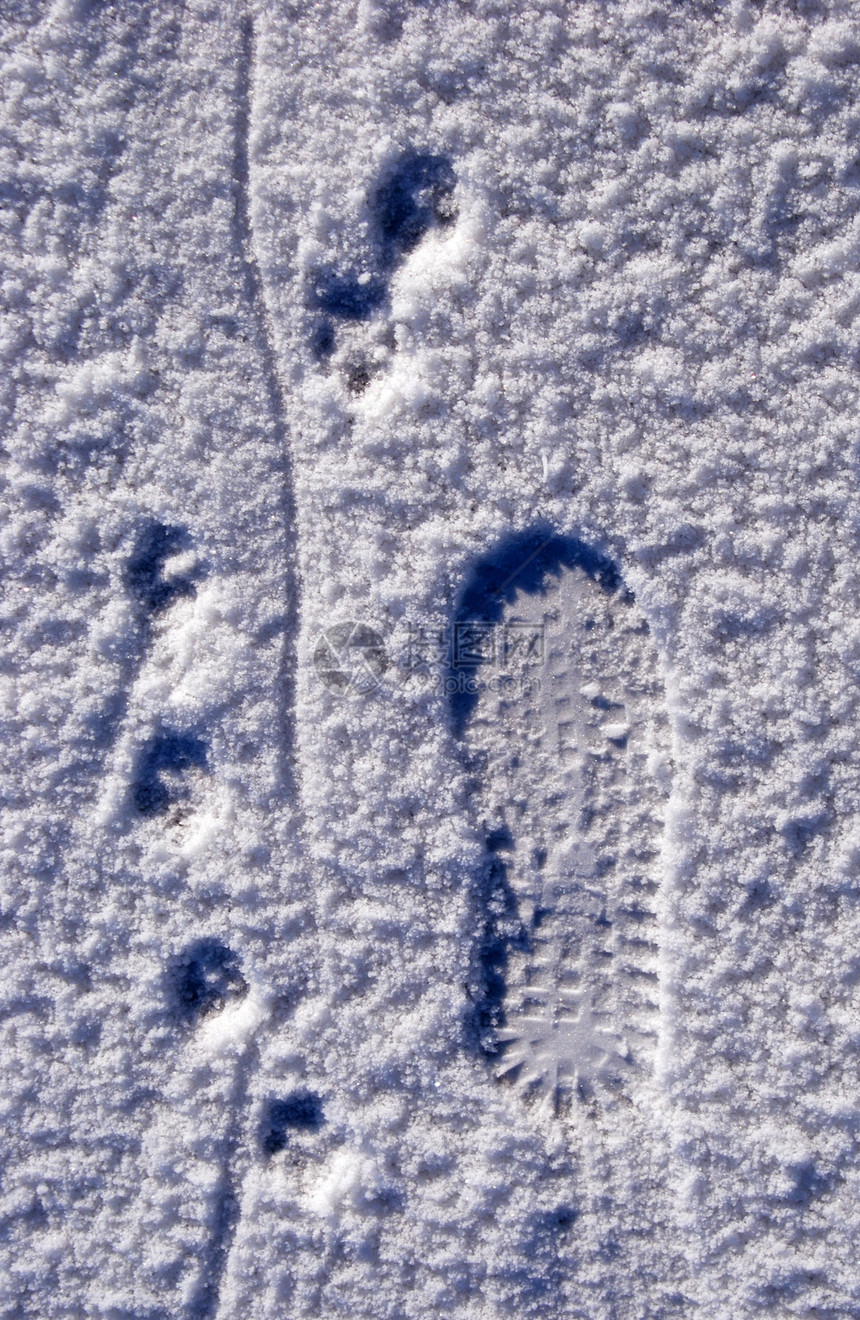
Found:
[3,0,860,1317]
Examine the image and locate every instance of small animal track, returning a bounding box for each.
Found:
[457,532,671,1108]
[126,520,199,614]
[309,148,456,372]
[375,151,456,261]
[171,939,247,1024]
[133,729,208,817]
[261,1091,324,1155]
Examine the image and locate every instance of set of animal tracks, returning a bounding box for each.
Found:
[106,132,673,1315]
[118,152,673,1113]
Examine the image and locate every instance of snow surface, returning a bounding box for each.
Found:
[3,0,860,1315]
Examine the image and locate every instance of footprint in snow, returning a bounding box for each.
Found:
[453,529,672,1111]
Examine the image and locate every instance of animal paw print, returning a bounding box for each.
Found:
[126,520,200,615]
[171,939,248,1024]
[133,729,208,819]
[308,150,456,388]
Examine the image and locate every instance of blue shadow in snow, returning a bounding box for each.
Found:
[376,150,456,263]
[467,851,529,1056]
[309,271,388,322]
